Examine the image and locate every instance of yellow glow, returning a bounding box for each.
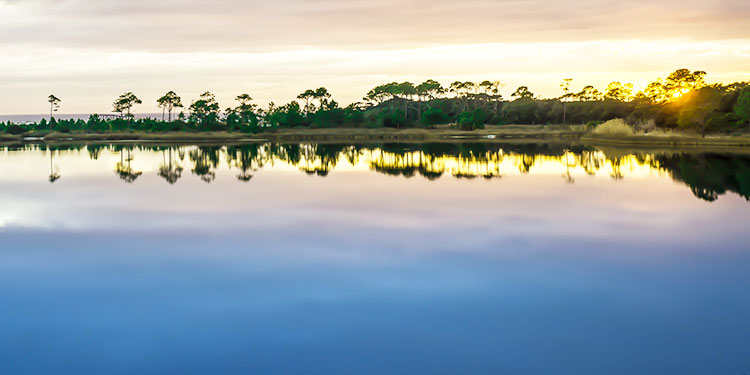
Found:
[0,145,678,183]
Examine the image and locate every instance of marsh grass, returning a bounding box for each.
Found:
[592,119,635,136]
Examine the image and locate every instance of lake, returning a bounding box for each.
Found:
[1,142,749,374]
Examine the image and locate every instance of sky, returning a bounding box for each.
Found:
[1,0,750,114]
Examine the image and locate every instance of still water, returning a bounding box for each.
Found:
[1,142,749,374]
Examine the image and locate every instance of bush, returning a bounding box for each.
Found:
[591,118,634,136]
[585,120,602,131]
[5,124,28,135]
[55,123,72,133]
[378,110,409,128]
[421,107,449,128]
[706,112,740,132]
[456,109,486,131]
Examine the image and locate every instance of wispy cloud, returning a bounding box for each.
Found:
[0,0,748,113]
[2,0,749,51]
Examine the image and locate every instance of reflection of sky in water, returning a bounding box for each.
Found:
[1,145,749,373]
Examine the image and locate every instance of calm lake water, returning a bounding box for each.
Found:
[1,142,749,374]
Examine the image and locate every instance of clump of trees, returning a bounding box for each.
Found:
[2,69,749,135]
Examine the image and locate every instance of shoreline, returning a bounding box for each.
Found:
[2,126,750,150]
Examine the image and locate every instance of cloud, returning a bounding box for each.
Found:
[1,0,749,52]
[0,0,748,114]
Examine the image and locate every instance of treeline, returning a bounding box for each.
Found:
[2,69,749,135]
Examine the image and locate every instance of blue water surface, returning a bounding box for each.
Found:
[1,144,749,374]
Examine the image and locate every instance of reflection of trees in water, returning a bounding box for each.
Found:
[656,153,750,202]
[158,147,183,184]
[16,142,750,203]
[87,144,107,160]
[298,144,347,176]
[226,144,266,182]
[190,146,220,183]
[115,147,142,183]
[48,149,60,183]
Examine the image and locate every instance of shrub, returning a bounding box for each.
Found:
[421,107,449,128]
[585,120,602,131]
[5,124,28,135]
[706,112,740,132]
[591,118,634,136]
[456,109,486,131]
[55,123,72,133]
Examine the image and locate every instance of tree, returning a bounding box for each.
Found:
[47,95,61,127]
[449,81,475,112]
[113,92,142,118]
[314,87,332,111]
[397,82,416,119]
[297,89,317,114]
[478,80,503,111]
[511,86,534,99]
[416,79,444,120]
[665,69,706,99]
[604,82,634,102]
[189,91,220,125]
[576,85,602,101]
[157,91,183,121]
[234,94,257,125]
[677,86,723,137]
[364,84,393,105]
[734,87,750,129]
[421,107,448,128]
[644,79,669,103]
[560,78,573,123]
[416,79,444,100]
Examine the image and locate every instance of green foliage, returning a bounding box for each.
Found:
[677,87,723,135]
[421,107,448,128]
[706,112,740,132]
[189,91,221,128]
[157,91,183,121]
[734,87,750,125]
[511,86,534,99]
[9,70,748,135]
[377,110,408,128]
[113,92,142,117]
[54,120,72,133]
[456,109,485,131]
[5,124,28,134]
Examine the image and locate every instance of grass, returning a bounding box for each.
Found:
[591,119,634,136]
[2,123,749,149]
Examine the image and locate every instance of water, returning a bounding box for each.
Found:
[1,142,749,374]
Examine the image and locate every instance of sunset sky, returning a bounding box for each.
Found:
[1,0,749,114]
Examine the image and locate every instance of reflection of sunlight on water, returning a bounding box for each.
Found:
[363,150,665,180]
[3,144,749,205]
[0,144,670,180]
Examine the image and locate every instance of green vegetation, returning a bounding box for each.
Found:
[2,69,749,138]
